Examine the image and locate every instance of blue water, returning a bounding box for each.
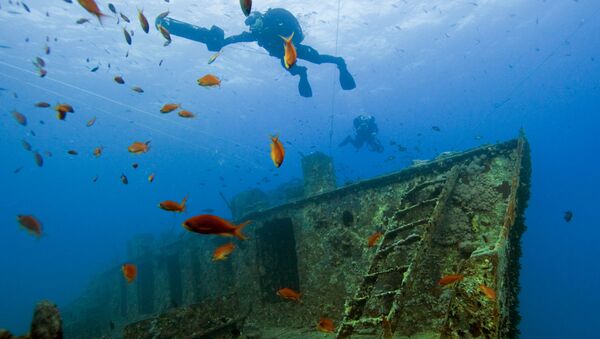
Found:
[1,0,599,337]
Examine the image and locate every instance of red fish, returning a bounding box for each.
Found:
[270,135,285,168]
[159,195,188,212]
[122,263,137,283]
[367,231,383,247]
[276,287,302,303]
[128,141,150,154]
[17,215,42,237]
[12,111,27,126]
[280,32,297,69]
[212,242,235,261]
[316,317,334,333]
[197,74,221,87]
[479,284,496,300]
[183,215,251,240]
[77,0,107,23]
[438,274,464,286]
[239,0,252,17]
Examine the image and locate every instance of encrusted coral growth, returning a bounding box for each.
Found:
[1,301,63,339]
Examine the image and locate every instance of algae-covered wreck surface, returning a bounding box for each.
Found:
[62,133,531,339]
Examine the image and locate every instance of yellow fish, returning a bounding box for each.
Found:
[279,32,297,69]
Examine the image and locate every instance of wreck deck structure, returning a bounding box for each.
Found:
[63,133,531,339]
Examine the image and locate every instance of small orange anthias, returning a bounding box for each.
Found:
[197,74,221,87]
[316,317,335,333]
[17,215,42,237]
[276,287,302,303]
[212,242,235,261]
[279,32,297,69]
[183,214,251,240]
[479,284,497,300]
[438,274,464,286]
[77,0,106,22]
[367,231,383,247]
[159,195,188,212]
[121,263,137,283]
[270,135,285,168]
[128,141,150,154]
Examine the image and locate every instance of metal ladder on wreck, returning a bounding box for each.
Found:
[336,167,459,338]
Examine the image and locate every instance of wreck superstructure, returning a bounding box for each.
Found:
[63,133,530,339]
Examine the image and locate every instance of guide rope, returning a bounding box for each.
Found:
[328,0,342,156]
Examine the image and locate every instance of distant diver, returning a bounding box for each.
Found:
[155,8,356,97]
[339,115,384,153]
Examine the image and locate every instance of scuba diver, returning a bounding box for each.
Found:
[339,115,384,153]
[156,8,356,97]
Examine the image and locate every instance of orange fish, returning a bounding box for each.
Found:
[160,103,179,113]
[128,141,150,154]
[197,74,221,87]
[35,102,50,108]
[114,76,125,84]
[270,135,285,168]
[17,215,42,237]
[77,0,106,23]
[280,32,297,69]
[57,111,66,121]
[121,263,137,283]
[183,214,251,240]
[33,152,43,167]
[438,274,464,286]
[138,9,149,34]
[12,111,27,126]
[316,317,334,333]
[93,146,103,157]
[239,0,252,17]
[276,287,302,302]
[148,173,155,183]
[382,315,393,339]
[178,110,195,118]
[212,242,235,261]
[479,284,496,300]
[159,195,188,212]
[55,104,74,115]
[367,231,383,247]
[86,116,96,127]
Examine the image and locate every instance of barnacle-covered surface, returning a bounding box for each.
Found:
[62,133,530,339]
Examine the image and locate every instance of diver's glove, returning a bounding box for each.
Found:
[206,25,225,51]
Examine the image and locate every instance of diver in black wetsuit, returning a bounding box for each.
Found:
[155,8,356,97]
[339,115,384,153]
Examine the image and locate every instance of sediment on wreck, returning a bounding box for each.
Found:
[62,133,531,339]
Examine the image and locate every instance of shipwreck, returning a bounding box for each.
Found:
[62,132,531,339]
